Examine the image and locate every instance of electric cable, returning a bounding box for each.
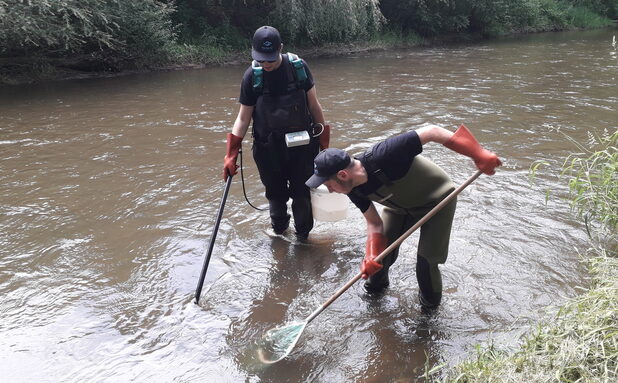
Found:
[239,148,266,211]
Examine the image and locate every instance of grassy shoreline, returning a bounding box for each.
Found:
[429,130,618,382]
[430,252,617,382]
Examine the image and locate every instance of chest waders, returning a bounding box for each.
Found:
[250,54,318,237]
[360,154,456,307]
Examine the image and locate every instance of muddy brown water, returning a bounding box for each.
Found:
[1,29,616,382]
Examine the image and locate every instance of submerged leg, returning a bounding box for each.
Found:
[268,199,290,234]
[416,256,442,308]
[415,196,456,308]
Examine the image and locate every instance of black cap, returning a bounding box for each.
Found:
[305,148,351,189]
[251,26,281,62]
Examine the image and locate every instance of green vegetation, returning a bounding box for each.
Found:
[0,1,176,62]
[562,130,618,237]
[427,130,617,382]
[567,5,616,28]
[434,254,617,382]
[0,0,615,83]
[380,0,616,37]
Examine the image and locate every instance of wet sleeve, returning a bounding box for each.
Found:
[347,193,371,213]
[302,60,316,92]
[238,67,257,106]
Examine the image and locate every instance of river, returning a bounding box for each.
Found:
[1,28,616,382]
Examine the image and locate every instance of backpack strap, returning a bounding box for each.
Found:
[251,53,307,94]
[252,60,264,92]
[287,52,308,84]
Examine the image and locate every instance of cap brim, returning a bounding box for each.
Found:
[251,48,279,62]
[305,174,330,189]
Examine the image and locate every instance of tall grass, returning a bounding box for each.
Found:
[562,129,618,247]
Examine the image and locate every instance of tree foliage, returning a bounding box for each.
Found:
[269,0,384,44]
[0,0,176,60]
[172,0,271,46]
[562,130,618,235]
[0,0,614,75]
[378,0,613,36]
[172,0,384,46]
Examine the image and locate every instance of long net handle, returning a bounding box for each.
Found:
[306,170,483,323]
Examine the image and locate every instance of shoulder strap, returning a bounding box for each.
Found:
[252,60,264,93]
[251,53,307,93]
[287,52,308,84]
[363,149,393,186]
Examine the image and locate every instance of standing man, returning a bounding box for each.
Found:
[305,125,501,308]
[223,26,330,239]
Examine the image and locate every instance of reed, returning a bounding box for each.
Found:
[562,129,618,241]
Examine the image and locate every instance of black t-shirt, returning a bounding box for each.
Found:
[348,131,423,213]
[239,53,315,106]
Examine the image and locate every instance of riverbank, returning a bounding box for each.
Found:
[1,23,611,86]
[430,130,618,382]
[0,30,428,86]
[3,0,615,86]
[432,252,617,382]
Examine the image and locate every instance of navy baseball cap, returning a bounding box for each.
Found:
[251,26,281,62]
[306,148,351,189]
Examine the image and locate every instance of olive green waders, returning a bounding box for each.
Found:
[364,155,456,307]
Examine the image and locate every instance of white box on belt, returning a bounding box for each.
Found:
[285,131,310,147]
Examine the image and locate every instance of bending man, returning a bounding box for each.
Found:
[305,125,501,308]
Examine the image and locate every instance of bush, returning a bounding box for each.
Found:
[0,0,177,62]
[172,0,268,47]
[270,0,385,44]
[379,0,613,37]
[565,5,614,28]
[566,0,618,18]
[503,0,569,32]
[380,0,475,36]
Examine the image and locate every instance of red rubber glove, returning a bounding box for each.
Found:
[222,133,242,181]
[361,233,387,279]
[319,124,331,151]
[443,125,502,175]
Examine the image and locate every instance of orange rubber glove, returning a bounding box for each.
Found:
[319,124,331,151]
[443,125,502,175]
[361,233,387,279]
[222,133,242,181]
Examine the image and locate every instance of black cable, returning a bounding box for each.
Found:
[239,148,266,211]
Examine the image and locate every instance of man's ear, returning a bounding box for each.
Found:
[337,169,349,181]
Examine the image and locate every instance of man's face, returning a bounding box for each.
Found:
[259,57,280,71]
[323,175,353,194]
[258,46,282,71]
